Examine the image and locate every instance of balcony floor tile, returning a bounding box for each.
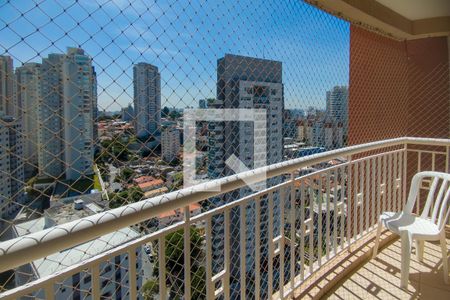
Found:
[325,234,450,299]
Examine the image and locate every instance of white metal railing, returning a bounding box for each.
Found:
[0,137,448,299]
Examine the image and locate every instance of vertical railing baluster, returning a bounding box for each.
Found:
[353,161,358,242]
[359,161,364,237]
[377,156,382,225]
[92,263,100,300]
[255,197,261,300]
[128,249,137,300]
[224,209,231,300]
[365,159,370,233]
[417,151,422,214]
[347,157,352,248]
[309,185,314,275]
[317,175,323,267]
[158,236,167,300]
[371,157,376,228]
[382,154,387,214]
[205,217,213,300]
[325,170,331,261]
[240,204,246,300]
[339,165,345,251]
[45,284,54,300]
[279,187,286,299]
[388,153,393,212]
[332,169,338,255]
[393,151,398,212]
[290,173,297,289]
[299,180,305,281]
[184,206,191,300]
[268,191,274,299]
[447,146,450,225]
[397,151,402,210]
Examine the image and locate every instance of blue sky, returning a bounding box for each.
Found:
[0,0,349,111]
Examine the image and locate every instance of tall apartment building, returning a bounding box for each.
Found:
[121,103,134,122]
[133,63,161,139]
[38,48,96,181]
[198,98,207,109]
[0,116,24,220]
[92,67,98,145]
[62,48,96,180]
[326,86,348,135]
[161,125,180,162]
[208,54,283,299]
[297,119,306,141]
[306,116,344,149]
[0,56,14,116]
[15,63,41,178]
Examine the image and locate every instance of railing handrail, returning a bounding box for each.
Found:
[0,137,448,273]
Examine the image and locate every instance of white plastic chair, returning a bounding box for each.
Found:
[373,171,450,288]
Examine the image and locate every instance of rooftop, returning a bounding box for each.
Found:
[137,179,164,190]
[13,200,140,278]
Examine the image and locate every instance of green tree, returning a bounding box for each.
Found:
[168,110,181,120]
[154,228,206,299]
[109,186,144,208]
[115,167,135,184]
[97,137,131,163]
[162,106,170,118]
[142,279,159,300]
[169,172,183,191]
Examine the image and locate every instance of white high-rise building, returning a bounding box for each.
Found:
[0,116,24,220]
[324,121,334,149]
[38,48,96,181]
[161,125,180,162]
[133,63,161,139]
[326,86,348,135]
[15,63,41,178]
[39,53,64,178]
[209,54,283,299]
[62,48,96,180]
[0,56,14,116]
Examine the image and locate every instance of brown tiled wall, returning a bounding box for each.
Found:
[348,26,449,145]
[406,37,449,138]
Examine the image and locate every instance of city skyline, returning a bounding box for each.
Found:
[0,0,349,111]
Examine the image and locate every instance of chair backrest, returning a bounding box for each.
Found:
[404,171,450,231]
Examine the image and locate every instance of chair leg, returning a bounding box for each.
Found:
[440,235,448,284]
[372,220,382,258]
[416,240,424,263]
[400,232,412,289]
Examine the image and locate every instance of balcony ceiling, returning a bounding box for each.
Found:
[307,0,450,40]
[376,0,450,21]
